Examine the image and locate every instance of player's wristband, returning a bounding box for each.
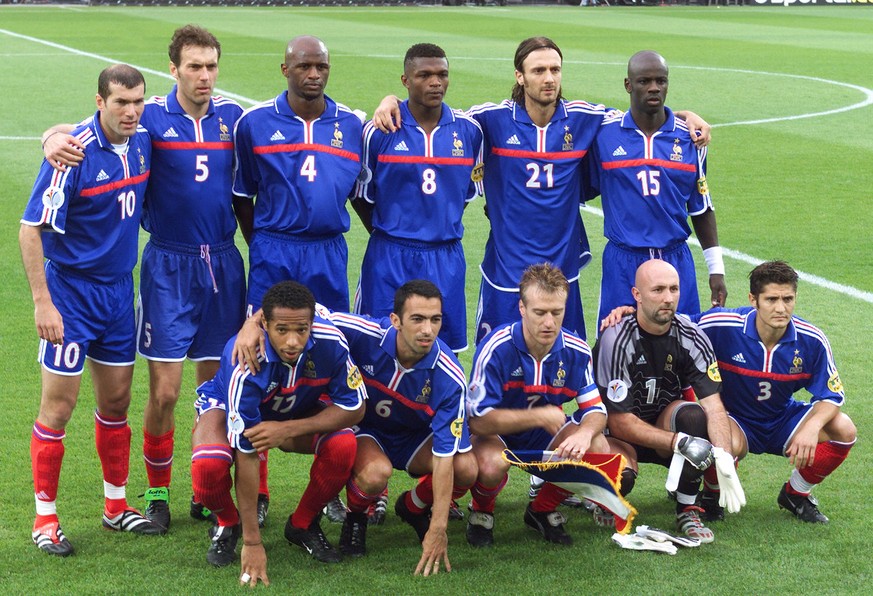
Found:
[703,246,725,276]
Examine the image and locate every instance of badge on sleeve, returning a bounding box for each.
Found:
[471,163,484,182]
[347,365,363,390]
[697,175,709,196]
[42,187,65,210]
[606,379,628,403]
[707,362,722,383]
[827,372,843,394]
[450,418,464,439]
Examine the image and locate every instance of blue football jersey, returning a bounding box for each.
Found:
[467,99,607,289]
[468,322,606,436]
[232,92,362,236]
[695,307,845,422]
[355,100,483,242]
[198,315,367,454]
[22,111,150,283]
[591,108,712,248]
[140,89,243,245]
[330,312,471,458]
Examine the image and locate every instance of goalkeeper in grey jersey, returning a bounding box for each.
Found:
[593,259,744,543]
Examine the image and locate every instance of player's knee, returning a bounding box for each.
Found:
[475,455,510,484]
[353,458,393,493]
[619,467,637,497]
[453,453,479,489]
[673,403,708,439]
[827,412,857,443]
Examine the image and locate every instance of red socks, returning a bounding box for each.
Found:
[191,443,238,527]
[31,421,65,524]
[143,428,174,488]
[470,473,508,514]
[95,412,131,514]
[290,430,356,529]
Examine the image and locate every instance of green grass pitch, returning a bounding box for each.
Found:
[0,4,871,593]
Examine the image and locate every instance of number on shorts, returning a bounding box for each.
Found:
[52,342,81,369]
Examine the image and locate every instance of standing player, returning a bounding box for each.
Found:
[695,261,855,523]
[41,25,250,532]
[192,281,365,580]
[331,281,476,576]
[592,260,742,542]
[22,64,162,556]
[588,50,726,327]
[466,263,609,547]
[233,35,363,314]
[373,37,711,342]
[352,43,483,353]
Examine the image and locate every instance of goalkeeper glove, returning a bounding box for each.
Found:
[712,447,746,513]
[673,432,715,471]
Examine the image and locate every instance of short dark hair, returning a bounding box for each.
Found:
[404,43,447,70]
[393,280,443,318]
[519,262,569,305]
[511,36,564,105]
[168,24,221,66]
[749,261,798,296]
[97,64,146,100]
[262,281,316,322]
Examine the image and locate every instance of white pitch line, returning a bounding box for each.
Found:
[582,205,873,305]
[2,27,871,305]
[0,28,260,107]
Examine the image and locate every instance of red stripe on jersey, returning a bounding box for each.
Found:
[601,158,696,172]
[79,171,150,197]
[492,147,588,161]
[377,155,474,166]
[363,378,435,416]
[152,141,233,151]
[254,143,360,162]
[502,380,579,399]
[718,361,812,382]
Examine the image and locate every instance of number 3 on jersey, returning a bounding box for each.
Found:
[300,154,317,182]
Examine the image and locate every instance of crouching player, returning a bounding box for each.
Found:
[695,261,856,523]
[466,263,610,547]
[594,260,744,542]
[191,281,365,585]
[330,280,476,576]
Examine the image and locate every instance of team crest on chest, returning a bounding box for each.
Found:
[670,139,683,162]
[452,131,465,157]
[219,117,231,142]
[790,350,804,374]
[331,122,344,149]
[562,126,574,151]
[138,148,146,174]
[416,379,432,404]
[552,360,566,388]
[664,354,674,372]
[303,357,317,379]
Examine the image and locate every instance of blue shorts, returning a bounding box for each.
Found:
[475,276,586,344]
[39,263,135,375]
[247,231,349,313]
[596,241,700,330]
[731,400,812,456]
[500,416,572,452]
[194,392,226,417]
[354,233,468,352]
[137,238,246,361]
[355,424,432,472]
